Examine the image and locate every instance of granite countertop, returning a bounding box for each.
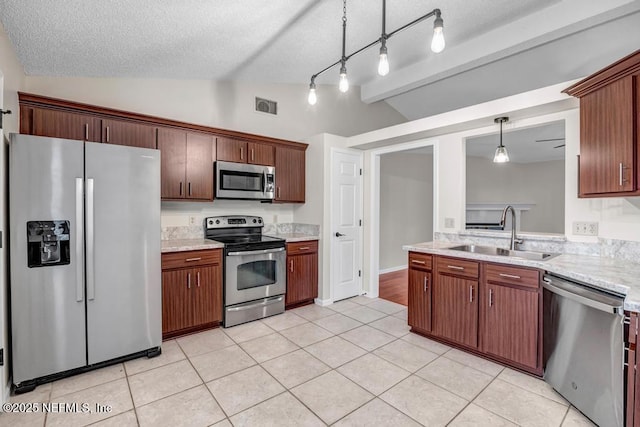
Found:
[161,239,224,253]
[404,241,640,311]
[267,233,319,243]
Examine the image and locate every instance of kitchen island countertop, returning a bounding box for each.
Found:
[405,241,640,311]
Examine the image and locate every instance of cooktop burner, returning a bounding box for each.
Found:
[204,215,285,252]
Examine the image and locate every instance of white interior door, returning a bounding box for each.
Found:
[331,149,363,302]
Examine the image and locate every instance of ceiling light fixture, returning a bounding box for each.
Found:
[493,117,510,163]
[307,0,445,105]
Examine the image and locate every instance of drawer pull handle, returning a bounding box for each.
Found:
[185,257,202,262]
[411,260,426,265]
[448,265,464,270]
[298,247,310,250]
[499,273,521,279]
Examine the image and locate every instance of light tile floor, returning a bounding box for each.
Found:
[1,297,596,427]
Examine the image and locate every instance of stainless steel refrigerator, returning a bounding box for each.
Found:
[9,133,161,392]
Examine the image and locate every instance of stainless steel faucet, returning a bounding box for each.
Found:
[500,205,523,250]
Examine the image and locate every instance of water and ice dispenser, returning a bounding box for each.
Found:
[26,221,71,267]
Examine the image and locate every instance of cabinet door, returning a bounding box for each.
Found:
[432,274,478,348]
[102,119,156,149]
[157,127,187,199]
[481,284,538,369]
[186,132,214,200]
[162,269,193,334]
[579,76,635,194]
[275,146,305,203]
[248,142,275,166]
[286,252,318,306]
[408,268,431,332]
[31,107,101,142]
[217,137,247,163]
[192,265,223,325]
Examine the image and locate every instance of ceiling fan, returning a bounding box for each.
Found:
[535,138,565,148]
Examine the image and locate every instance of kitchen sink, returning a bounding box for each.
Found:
[448,244,559,261]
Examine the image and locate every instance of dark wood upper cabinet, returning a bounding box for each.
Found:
[216,137,275,166]
[18,92,307,203]
[564,49,640,198]
[275,145,305,203]
[216,137,247,163]
[25,106,101,142]
[158,127,214,201]
[102,119,156,149]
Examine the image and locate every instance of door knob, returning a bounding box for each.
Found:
[335,232,345,237]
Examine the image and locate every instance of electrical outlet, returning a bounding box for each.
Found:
[188,216,198,226]
[573,221,599,236]
[445,217,455,228]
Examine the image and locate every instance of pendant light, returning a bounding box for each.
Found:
[493,117,510,163]
[307,2,445,105]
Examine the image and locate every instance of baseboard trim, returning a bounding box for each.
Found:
[314,298,333,306]
[379,265,407,275]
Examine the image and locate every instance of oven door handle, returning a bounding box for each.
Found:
[227,247,285,256]
[227,296,284,311]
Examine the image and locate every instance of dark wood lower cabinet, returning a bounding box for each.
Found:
[161,249,223,339]
[480,283,539,370]
[409,253,542,376]
[285,241,318,308]
[432,273,478,348]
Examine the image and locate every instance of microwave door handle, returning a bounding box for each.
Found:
[263,170,267,193]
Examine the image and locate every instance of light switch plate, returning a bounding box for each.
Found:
[573,221,598,236]
[445,217,455,228]
[188,216,198,226]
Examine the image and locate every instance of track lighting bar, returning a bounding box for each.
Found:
[308,1,444,105]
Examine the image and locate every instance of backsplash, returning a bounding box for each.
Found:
[434,232,640,263]
[161,223,320,241]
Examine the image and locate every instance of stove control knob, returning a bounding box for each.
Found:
[258,218,262,223]
[253,219,257,224]
[215,220,220,225]
[208,219,213,226]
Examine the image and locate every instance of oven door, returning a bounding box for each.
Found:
[225,246,286,306]
[216,161,275,200]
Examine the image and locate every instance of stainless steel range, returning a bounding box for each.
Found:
[205,216,286,327]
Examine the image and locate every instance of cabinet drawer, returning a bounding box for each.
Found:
[162,249,222,270]
[486,263,539,289]
[287,240,318,255]
[436,256,479,279]
[409,252,432,270]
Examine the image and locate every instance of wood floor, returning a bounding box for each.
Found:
[379,269,408,306]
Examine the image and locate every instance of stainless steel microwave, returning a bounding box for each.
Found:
[215,161,275,200]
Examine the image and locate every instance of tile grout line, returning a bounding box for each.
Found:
[121,360,142,427]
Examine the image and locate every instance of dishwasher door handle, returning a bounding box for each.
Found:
[542,275,624,314]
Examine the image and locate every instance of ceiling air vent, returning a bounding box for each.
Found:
[255,97,277,115]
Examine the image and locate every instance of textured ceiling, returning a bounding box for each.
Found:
[0,0,559,85]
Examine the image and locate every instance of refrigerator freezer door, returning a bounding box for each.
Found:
[84,142,161,365]
[9,134,86,384]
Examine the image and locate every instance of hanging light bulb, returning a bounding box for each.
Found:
[307,80,317,105]
[339,63,349,93]
[431,12,445,53]
[378,41,389,76]
[493,117,510,163]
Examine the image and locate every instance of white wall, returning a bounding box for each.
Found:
[379,152,433,270]
[466,157,565,233]
[0,21,26,403]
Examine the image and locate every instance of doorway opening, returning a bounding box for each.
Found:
[369,141,435,305]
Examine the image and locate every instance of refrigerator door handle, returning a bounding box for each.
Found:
[86,178,96,301]
[75,178,84,302]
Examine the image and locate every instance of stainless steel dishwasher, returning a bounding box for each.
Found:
[543,274,624,427]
